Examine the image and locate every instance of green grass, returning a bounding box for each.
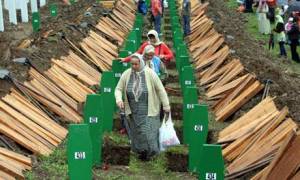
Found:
[103,131,130,145]
[165,145,188,154]
[25,141,68,180]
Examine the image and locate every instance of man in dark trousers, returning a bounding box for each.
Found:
[182,0,191,36]
[287,17,300,62]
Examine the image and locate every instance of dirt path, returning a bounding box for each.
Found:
[206,0,300,122]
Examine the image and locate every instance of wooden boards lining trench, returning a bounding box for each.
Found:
[0,0,137,178]
[189,2,299,179]
[188,3,264,122]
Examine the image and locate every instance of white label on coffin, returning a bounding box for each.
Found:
[205,173,217,180]
[89,117,98,124]
[74,152,86,160]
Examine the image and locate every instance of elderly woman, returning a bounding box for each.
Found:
[115,53,170,160]
[122,30,174,64]
[143,44,167,80]
[257,0,271,34]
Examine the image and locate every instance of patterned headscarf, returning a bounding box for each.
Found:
[130,53,145,102]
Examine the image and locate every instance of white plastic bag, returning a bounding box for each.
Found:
[159,113,180,151]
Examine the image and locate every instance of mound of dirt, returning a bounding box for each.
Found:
[0,0,107,97]
[206,0,300,122]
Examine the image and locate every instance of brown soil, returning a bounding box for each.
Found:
[166,151,188,172]
[206,0,300,122]
[102,137,131,166]
[0,0,107,97]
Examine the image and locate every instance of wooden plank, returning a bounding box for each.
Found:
[0,147,31,167]
[206,74,248,98]
[227,119,297,174]
[24,82,81,123]
[219,97,276,139]
[0,154,30,170]
[0,100,58,148]
[0,160,24,179]
[0,110,52,155]
[213,74,253,112]
[264,132,300,180]
[2,94,66,140]
[29,68,78,111]
[0,170,15,180]
[256,131,295,179]
[215,80,264,121]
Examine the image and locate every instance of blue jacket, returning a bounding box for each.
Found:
[151,56,162,75]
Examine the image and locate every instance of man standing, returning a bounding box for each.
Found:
[151,0,163,35]
[182,0,191,36]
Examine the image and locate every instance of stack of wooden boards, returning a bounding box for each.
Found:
[68,0,135,71]
[0,0,137,178]
[187,3,264,122]
[188,1,300,179]
[218,97,298,178]
[0,147,32,180]
[252,130,300,180]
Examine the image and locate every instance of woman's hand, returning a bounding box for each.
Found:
[117,101,124,110]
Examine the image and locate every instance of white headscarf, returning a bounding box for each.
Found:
[130,53,145,102]
[143,45,156,71]
[147,30,162,46]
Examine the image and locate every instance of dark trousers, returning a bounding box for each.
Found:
[183,15,191,36]
[290,40,300,62]
[269,7,275,23]
[279,41,287,56]
[154,15,161,34]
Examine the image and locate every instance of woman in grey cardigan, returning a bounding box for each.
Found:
[115,53,170,160]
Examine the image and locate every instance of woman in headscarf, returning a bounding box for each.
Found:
[143,44,167,80]
[115,53,170,161]
[257,0,271,34]
[122,30,174,64]
[274,8,287,57]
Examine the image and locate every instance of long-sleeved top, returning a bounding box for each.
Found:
[287,23,300,41]
[151,0,162,17]
[124,42,174,62]
[115,67,170,116]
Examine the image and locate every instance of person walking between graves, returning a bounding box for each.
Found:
[151,0,163,34]
[143,44,168,81]
[115,53,170,161]
[137,0,148,16]
[287,17,300,62]
[274,8,287,57]
[266,0,276,23]
[121,30,174,64]
[182,0,191,36]
[257,0,271,35]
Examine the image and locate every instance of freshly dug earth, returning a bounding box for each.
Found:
[206,0,300,122]
[165,148,188,172]
[0,0,107,97]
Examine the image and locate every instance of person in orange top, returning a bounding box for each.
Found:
[122,30,174,64]
[151,0,163,34]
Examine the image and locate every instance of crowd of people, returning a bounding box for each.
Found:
[239,0,300,63]
[114,0,193,163]
[137,0,191,36]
